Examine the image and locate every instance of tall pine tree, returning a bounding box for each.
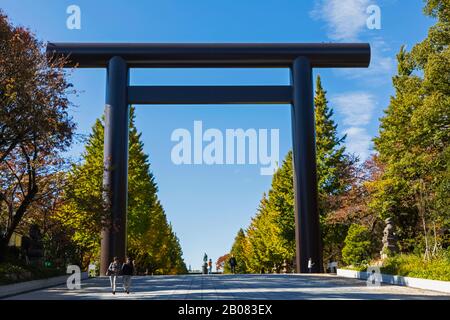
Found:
[315,75,348,205]
[234,75,352,272]
[314,75,355,264]
[58,107,187,273]
[226,229,249,274]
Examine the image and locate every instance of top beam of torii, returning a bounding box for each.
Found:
[46,42,370,68]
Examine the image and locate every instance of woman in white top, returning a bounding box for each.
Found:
[107,256,121,295]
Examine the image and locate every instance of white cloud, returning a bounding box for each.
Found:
[311,1,396,85]
[343,127,373,160]
[335,38,396,84]
[332,92,376,126]
[331,91,376,161]
[311,0,371,41]
[310,0,391,160]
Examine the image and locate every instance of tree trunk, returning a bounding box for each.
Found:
[2,185,38,255]
[432,220,438,256]
[416,181,430,261]
[421,214,430,260]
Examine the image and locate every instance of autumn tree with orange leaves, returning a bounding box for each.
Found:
[0,11,75,260]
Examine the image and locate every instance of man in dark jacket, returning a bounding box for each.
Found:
[229,255,237,274]
[121,257,134,294]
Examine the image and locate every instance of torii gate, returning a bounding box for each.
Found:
[47,43,370,275]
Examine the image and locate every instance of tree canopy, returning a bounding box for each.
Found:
[57,108,187,274]
[371,0,450,256]
[0,11,75,260]
[226,75,354,272]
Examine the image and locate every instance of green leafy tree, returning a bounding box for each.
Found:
[242,75,354,272]
[58,108,186,273]
[246,195,281,273]
[342,224,372,266]
[235,0,449,272]
[315,76,348,202]
[57,119,104,262]
[314,75,356,265]
[324,156,385,265]
[243,153,296,273]
[371,0,450,256]
[227,229,249,274]
[264,151,295,270]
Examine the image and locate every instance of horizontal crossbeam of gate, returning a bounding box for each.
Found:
[46,43,370,68]
[127,86,292,105]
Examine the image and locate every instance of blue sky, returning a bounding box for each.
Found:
[1,0,434,270]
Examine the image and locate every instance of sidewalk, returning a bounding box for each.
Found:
[0,272,88,299]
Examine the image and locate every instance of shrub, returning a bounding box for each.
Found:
[0,262,64,285]
[381,252,450,281]
[0,263,29,285]
[342,224,372,266]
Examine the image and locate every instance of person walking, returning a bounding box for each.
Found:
[121,257,134,294]
[208,258,213,274]
[107,256,121,295]
[229,254,237,274]
[308,258,315,273]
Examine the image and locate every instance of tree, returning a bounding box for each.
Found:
[28,171,83,268]
[246,194,281,273]
[216,253,230,272]
[314,75,356,265]
[324,156,384,265]
[57,118,107,264]
[314,76,348,203]
[372,0,450,256]
[342,224,373,266]
[0,12,75,260]
[241,153,296,273]
[241,75,355,272]
[264,152,296,270]
[228,229,249,274]
[57,108,186,273]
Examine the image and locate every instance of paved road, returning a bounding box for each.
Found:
[4,274,450,300]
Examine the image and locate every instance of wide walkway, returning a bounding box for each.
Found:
[5,274,450,300]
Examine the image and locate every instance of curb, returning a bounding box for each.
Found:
[337,268,450,294]
[0,272,89,299]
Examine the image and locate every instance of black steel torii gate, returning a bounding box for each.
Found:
[47,43,370,275]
